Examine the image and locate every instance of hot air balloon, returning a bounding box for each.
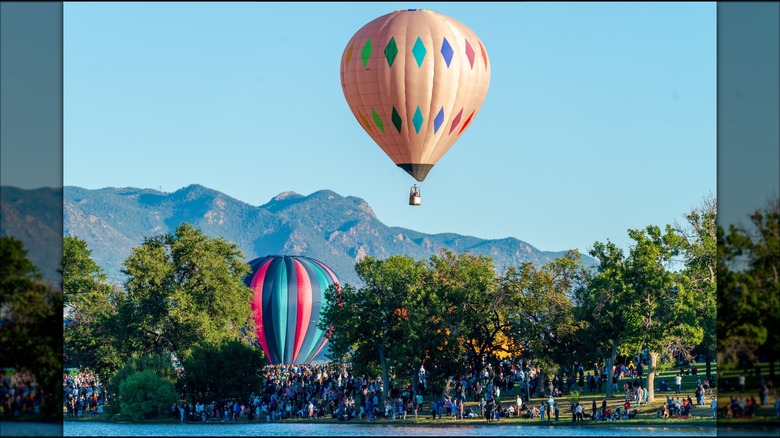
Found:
[244,255,342,365]
[340,9,491,206]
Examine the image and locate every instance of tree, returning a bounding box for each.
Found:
[572,240,632,399]
[745,198,780,376]
[119,369,179,421]
[114,223,256,362]
[622,225,702,403]
[106,353,180,416]
[717,197,779,375]
[420,250,508,397]
[504,250,585,398]
[180,340,265,402]
[63,235,122,376]
[674,196,717,379]
[0,236,63,420]
[319,255,427,403]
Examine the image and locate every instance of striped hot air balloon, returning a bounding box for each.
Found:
[340,9,491,184]
[244,255,341,365]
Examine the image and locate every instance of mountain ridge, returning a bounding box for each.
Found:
[1,185,596,287]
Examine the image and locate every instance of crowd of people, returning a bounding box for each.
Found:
[63,370,106,417]
[63,355,780,423]
[162,357,675,424]
[0,369,43,417]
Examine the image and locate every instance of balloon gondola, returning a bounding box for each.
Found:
[340,9,491,205]
[409,184,421,206]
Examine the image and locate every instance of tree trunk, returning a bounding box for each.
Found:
[379,335,389,404]
[605,340,618,399]
[770,356,776,378]
[705,352,712,380]
[645,351,658,403]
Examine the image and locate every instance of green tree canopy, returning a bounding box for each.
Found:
[114,223,256,362]
[674,196,717,377]
[622,224,702,402]
[119,369,179,421]
[419,250,506,397]
[573,240,632,399]
[106,353,180,416]
[319,254,427,403]
[0,236,63,420]
[63,235,122,376]
[504,250,585,396]
[718,197,779,371]
[180,340,265,403]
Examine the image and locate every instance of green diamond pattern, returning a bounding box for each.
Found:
[371,108,385,133]
[384,37,398,68]
[391,106,402,133]
[412,106,423,134]
[412,37,427,68]
[361,38,372,69]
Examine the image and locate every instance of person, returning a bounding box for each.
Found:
[554,402,559,421]
[774,397,780,418]
[681,397,691,418]
[539,402,545,421]
[711,396,717,419]
[662,402,670,419]
[675,373,682,394]
[484,397,493,422]
[636,385,644,405]
[760,381,770,406]
[738,373,746,392]
[547,396,553,421]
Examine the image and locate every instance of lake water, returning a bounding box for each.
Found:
[57,422,719,437]
[9,421,778,437]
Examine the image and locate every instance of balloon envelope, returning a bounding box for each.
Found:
[245,255,341,365]
[340,9,491,182]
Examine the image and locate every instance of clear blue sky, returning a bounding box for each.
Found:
[63,2,716,255]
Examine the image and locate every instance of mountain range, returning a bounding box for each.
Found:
[0,186,63,286]
[1,185,596,287]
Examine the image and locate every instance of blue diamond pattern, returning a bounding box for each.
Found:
[440,37,453,68]
[412,37,427,68]
[433,107,444,133]
[412,106,423,134]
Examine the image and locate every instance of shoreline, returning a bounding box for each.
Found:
[57,416,723,427]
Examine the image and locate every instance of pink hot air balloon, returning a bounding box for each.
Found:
[340,9,491,205]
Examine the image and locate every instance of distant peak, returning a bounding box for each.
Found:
[273,191,303,201]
